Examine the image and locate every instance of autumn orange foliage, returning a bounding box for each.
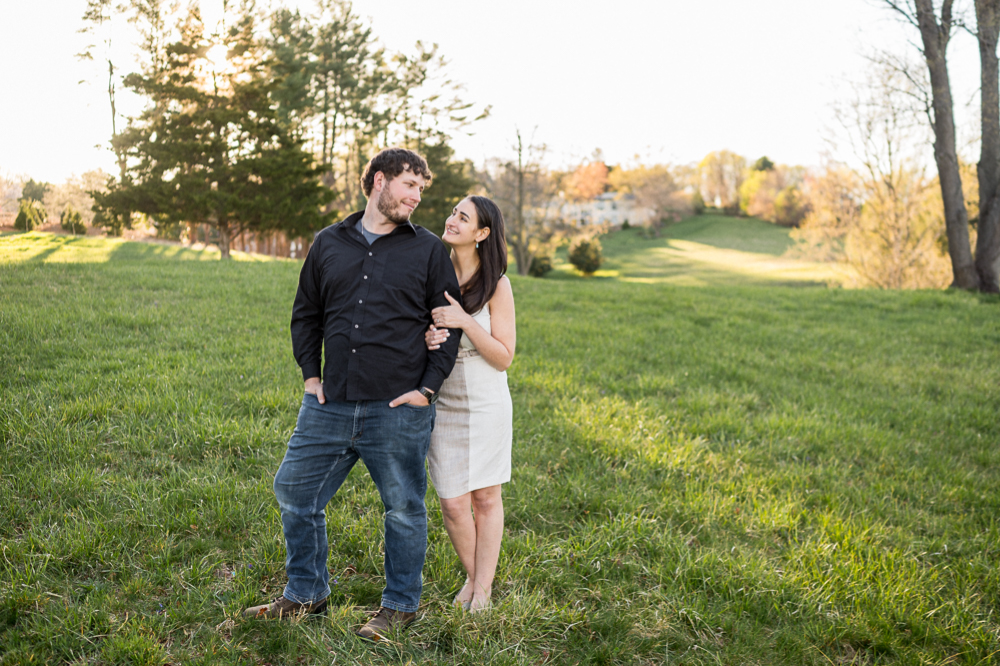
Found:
[566,161,609,201]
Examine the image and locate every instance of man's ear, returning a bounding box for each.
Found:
[373,171,386,192]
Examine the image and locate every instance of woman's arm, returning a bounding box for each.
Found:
[431,276,516,372]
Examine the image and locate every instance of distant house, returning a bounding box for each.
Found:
[560,192,654,227]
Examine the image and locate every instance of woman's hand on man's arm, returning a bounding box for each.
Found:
[425,325,450,350]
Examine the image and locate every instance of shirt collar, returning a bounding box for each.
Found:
[339,211,417,237]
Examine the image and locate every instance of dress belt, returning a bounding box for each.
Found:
[456,349,480,359]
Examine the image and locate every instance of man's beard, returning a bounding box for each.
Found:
[377,188,412,225]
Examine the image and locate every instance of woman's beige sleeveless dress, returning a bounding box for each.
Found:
[428,303,513,498]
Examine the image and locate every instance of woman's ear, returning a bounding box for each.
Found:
[476,227,491,243]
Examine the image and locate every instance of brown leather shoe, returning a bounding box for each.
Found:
[243,595,328,619]
[356,607,416,641]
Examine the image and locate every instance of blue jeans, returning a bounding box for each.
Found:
[272,395,435,612]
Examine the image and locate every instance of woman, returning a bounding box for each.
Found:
[424,195,515,613]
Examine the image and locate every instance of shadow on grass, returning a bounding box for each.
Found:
[24,235,88,263]
[107,239,286,264]
[108,240,215,262]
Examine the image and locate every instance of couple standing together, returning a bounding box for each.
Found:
[243,147,516,641]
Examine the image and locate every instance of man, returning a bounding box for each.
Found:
[244,147,462,641]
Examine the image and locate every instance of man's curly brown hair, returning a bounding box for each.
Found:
[360,148,433,198]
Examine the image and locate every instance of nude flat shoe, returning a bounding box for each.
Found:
[453,579,473,610]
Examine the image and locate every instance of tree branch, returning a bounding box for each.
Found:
[941,0,954,33]
[881,0,920,29]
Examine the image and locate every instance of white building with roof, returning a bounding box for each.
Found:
[560,192,654,227]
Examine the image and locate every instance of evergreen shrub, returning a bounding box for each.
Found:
[691,190,706,215]
[568,237,603,275]
[60,206,86,235]
[528,253,553,278]
[14,200,46,231]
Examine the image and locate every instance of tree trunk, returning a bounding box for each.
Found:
[975,0,1000,292]
[117,156,131,233]
[320,91,339,215]
[107,57,133,234]
[913,0,979,288]
[218,221,231,260]
[514,132,530,276]
[321,75,330,166]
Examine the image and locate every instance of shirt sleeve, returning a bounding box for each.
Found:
[419,240,462,392]
[290,233,325,381]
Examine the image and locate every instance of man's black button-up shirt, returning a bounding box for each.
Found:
[290,211,462,401]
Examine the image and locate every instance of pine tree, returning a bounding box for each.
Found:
[60,206,87,235]
[14,200,46,231]
[94,2,333,258]
[409,140,476,237]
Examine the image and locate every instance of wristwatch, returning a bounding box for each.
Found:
[418,387,439,404]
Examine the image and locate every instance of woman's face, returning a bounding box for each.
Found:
[442,198,488,247]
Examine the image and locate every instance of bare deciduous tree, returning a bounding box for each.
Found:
[698,150,746,210]
[0,170,24,215]
[42,171,110,228]
[974,0,1000,291]
[79,0,136,234]
[482,130,566,276]
[881,0,979,287]
[792,162,864,262]
[797,65,952,288]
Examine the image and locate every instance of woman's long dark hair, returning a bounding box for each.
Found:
[460,195,507,315]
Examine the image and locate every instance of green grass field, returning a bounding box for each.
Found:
[2,230,999,665]
[549,215,848,286]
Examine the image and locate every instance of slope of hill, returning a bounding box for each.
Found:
[552,214,847,286]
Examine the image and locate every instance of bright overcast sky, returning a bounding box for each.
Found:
[0,0,983,183]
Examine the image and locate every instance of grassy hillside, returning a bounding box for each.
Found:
[551,214,847,286]
[2,231,999,665]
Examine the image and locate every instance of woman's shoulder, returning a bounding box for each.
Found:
[493,274,513,296]
[488,275,515,311]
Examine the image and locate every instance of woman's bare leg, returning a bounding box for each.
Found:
[439,493,476,604]
[469,485,504,612]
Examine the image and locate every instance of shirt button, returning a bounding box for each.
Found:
[358,299,363,304]
[364,275,368,279]
[369,252,373,256]
[352,349,356,353]
[354,325,359,328]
